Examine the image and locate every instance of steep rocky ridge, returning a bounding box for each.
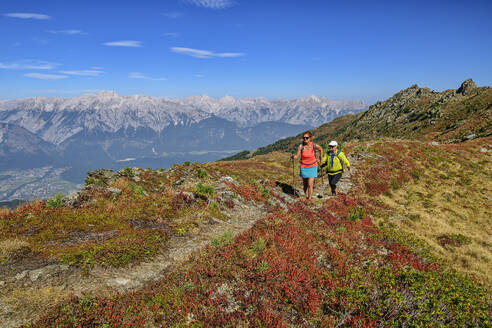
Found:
[336,79,491,142]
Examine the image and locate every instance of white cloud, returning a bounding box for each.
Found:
[162,12,183,18]
[24,73,68,80]
[4,13,50,20]
[0,60,59,70]
[59,70,104,76]
[103,40,143,47]
[171,47,245,59]
[48,29,86,35]
[129,72,167,81]
[163,32,181,38]
[183,0,234,9]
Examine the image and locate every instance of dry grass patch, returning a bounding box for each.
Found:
[2,285,71,326]
[354,138,492,290]
[0,238,30,263]
[0,207,10,217]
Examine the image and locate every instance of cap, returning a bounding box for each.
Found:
[328,140,338,146]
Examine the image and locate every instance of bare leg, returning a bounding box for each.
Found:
[307,177,315,200]
[303,178,309,199]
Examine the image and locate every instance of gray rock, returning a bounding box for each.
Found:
[173,178,185,186]
[63,190,80,207]
[107,187,122,195]
[114,278,131,286]
[456,78,477,96]
[212,283,239,313]
[220,176,236,183]
[15,270,28,280]
[107,277,139,290]
[430,141,439,146]
[86,169,118,185]
[28,264,69,282]
[465,134,477,140]
[479,147,488,153]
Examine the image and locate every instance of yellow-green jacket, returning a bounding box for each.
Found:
[322,150,350,175]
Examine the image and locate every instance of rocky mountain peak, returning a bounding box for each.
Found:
[306,94,321,102]
[96,90,119,98]
[335,79,491,143]
[456,78,477,96]
[393,84,422,99]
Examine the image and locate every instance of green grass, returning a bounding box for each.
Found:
[195,183,215,198]
[46,193,65,209]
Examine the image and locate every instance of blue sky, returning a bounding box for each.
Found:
[1,0,491,103]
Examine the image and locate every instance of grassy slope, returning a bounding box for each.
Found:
[1,138,490,327]
[342,137,492,290]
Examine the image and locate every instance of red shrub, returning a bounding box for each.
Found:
[223,181,265,202]
[364,181,390,196]
[386,243,439,272]
[324,195,358,217]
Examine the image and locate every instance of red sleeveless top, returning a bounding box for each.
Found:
[300,143,317,168]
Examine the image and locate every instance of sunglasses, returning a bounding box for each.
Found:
[303,136,310,139]
[329,145,335,147]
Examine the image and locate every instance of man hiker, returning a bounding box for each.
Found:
[291,131,323,202]
[321,140,352,195]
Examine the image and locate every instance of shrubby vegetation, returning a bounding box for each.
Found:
[1,136,490,327]
[31,198,490,327]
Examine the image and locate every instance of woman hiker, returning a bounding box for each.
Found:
[291,131,323,202]
[321,140,352,195]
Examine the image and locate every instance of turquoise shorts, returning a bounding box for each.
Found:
[300,166,318,178]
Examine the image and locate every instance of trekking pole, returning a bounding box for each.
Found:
[291,155,296,195]
[317,157,324,198]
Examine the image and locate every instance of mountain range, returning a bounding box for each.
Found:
[0,93,367,186]
[0,92,367,145]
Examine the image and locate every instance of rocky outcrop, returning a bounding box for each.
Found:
[456,78,477,96]
[334,79,491,143]
[64,168,134,207]
[84,169,120,185]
